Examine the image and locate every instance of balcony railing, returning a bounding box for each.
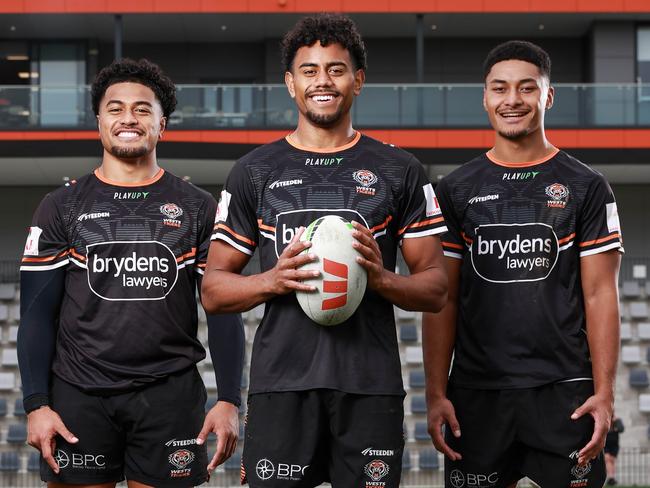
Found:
[1,84,650,130]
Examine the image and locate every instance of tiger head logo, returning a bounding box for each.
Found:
[160,203,183,220]
[364,459,389,481]
[168,449,195,469]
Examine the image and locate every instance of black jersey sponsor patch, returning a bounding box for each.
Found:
[87,240,178,301]
[471,223,559,283]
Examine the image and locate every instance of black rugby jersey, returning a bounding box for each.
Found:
[20,169,214,393]
[213,132,447,396]
[436,149,623,389]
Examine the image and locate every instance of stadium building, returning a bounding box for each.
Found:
[0,1,649,485]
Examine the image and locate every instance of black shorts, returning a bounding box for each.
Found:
[42,367,209,487]
[242,390,404,488]
[444,381,606,488]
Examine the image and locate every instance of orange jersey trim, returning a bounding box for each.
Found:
[370,216,393,233]
[216,223,256,247]
[285,131,361,153]
[558,233,576,245]
[397,216,444,236]
[579,233,621,248]
[486,148,560,168]
[443,241,464,250]
[257,219,276,233]
[22,249,70,263]
[176,248,197,263]
[94,168,165,187]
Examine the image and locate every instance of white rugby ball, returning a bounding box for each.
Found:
[296,215,368,326]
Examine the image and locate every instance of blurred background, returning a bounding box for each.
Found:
[0,1,649,486]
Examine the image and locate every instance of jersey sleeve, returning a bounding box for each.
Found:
[20,193,70,271]
[211,160,259,256]
[435,177,466,260]
[196,194,217,275]
[578,174,624,257]
[396,156,447,242]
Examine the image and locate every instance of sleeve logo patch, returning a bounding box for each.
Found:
[24,226,43,256]
[606,202,621,233]
[423,184,441,217]
[215,190,232,223]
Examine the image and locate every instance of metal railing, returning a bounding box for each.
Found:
[1,83,650,130]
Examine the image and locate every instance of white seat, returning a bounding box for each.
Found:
[8,326,18,343]
[629,302,649,320]
[621,345,642,364]
[639,394,650,413]
[1,349,18,367]
[395,307,416,321]
[638,323,650,341]
[0,305,8,322]
[0,372,15,390]
[201,371,217,391]
[0,283,15,301]
[620,323,633,341]
[405,346,423,365]
[9,304,19,322]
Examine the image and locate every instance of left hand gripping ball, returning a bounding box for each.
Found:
[296,215,368,326]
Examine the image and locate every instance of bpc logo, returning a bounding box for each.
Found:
[256,459,275,480]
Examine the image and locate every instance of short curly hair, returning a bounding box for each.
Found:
[91,58,177,119]
[483,40,551,81]
[281,14,367,73]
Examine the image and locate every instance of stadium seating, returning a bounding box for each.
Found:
[638,323,650,340]
[13,398,25,416]
[622,345,642,364]
[629,369,650,388]
[0,452,20,472]
[414,422,430,441]
[224,451,241,471]
[630,302,649,320]
[405,346,423,365]
[0,283,15,301]
[622,280,642,298]
[0,397,6,417]
[0,304,8,322]
[402,449,412,471]
[409,370,425,389]
[1,348,17,367]
[0,372,15,390]
[620,322,633,341]
[640,394,650,413]
[27,452,40,472]
[418,448,440,470]
[6,423,27,444]
[399,325,418,343]
[411,395,427,414]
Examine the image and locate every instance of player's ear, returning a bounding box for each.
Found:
[482,86,488,112]
[545,85,554,110]
[159,116,166,138]
[353,69,365,96]
[285,71,296,99]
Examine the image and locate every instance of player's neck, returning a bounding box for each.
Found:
[289,117,357,151]
[490,132,556,165]
[98,151,161,185]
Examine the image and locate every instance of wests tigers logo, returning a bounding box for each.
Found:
[364,459,389,481]
[168,449,194,469]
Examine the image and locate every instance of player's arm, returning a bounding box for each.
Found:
[351,223,447,312]
[195,274,245,470]
[18,268,78,473]
[572,249,621,466]
[422,257,462,460]
[201,229,318,314]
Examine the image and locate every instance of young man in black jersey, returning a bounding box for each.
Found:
[201,14,448,488]
[18,58,244,487]
[423,41,622,487]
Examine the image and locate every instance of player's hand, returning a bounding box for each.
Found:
[264,226,319,295]
[427,395,462,461]
[27,406,79,474]
[571,393,612,466]
[197,401,239,472]
[351,221,386,291]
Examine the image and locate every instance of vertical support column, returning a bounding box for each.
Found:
[416,14,424,125]
[114,14,123,61]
